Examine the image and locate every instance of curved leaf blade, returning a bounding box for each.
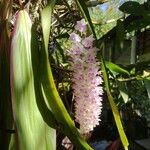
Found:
[118,82,129,103]
[106,61,130,76]
[10,10,56,150]
[101,58,129,150]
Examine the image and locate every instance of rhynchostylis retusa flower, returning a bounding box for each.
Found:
[68,19,103,134]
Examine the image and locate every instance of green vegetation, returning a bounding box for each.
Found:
[0,0,150,149]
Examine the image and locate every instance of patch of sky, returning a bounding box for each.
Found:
[99,3,109,12]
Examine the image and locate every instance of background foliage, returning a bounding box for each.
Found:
[0,0,150,150]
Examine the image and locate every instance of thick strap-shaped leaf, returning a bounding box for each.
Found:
[10,10,56,150]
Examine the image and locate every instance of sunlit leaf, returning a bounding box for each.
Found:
[118,82,129,103]
[106,61,130,76]
[10,10,56,150]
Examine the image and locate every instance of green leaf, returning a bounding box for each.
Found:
[118,82,129,103]
[119,1,145,15]
[41,1,92,149]
[101,58,129,150]
[105,61,130,76]
[56,41,66,63]
[10,10,56,150]
[75,0,97,39]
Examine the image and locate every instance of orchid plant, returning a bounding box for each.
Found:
[0,0,130,149]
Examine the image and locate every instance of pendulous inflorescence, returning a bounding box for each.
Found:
[68,19,103,134]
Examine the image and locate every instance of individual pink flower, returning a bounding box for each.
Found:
[69,33,81,42]
[82,35,94,48]
[67,43,84,57]
[68,19,103,134]
[75,19,87,32]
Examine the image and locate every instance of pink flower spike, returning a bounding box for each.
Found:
[68,19,103,134]
[75,19,87,32]
[69,33,81,42]
[82,35,94,48]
